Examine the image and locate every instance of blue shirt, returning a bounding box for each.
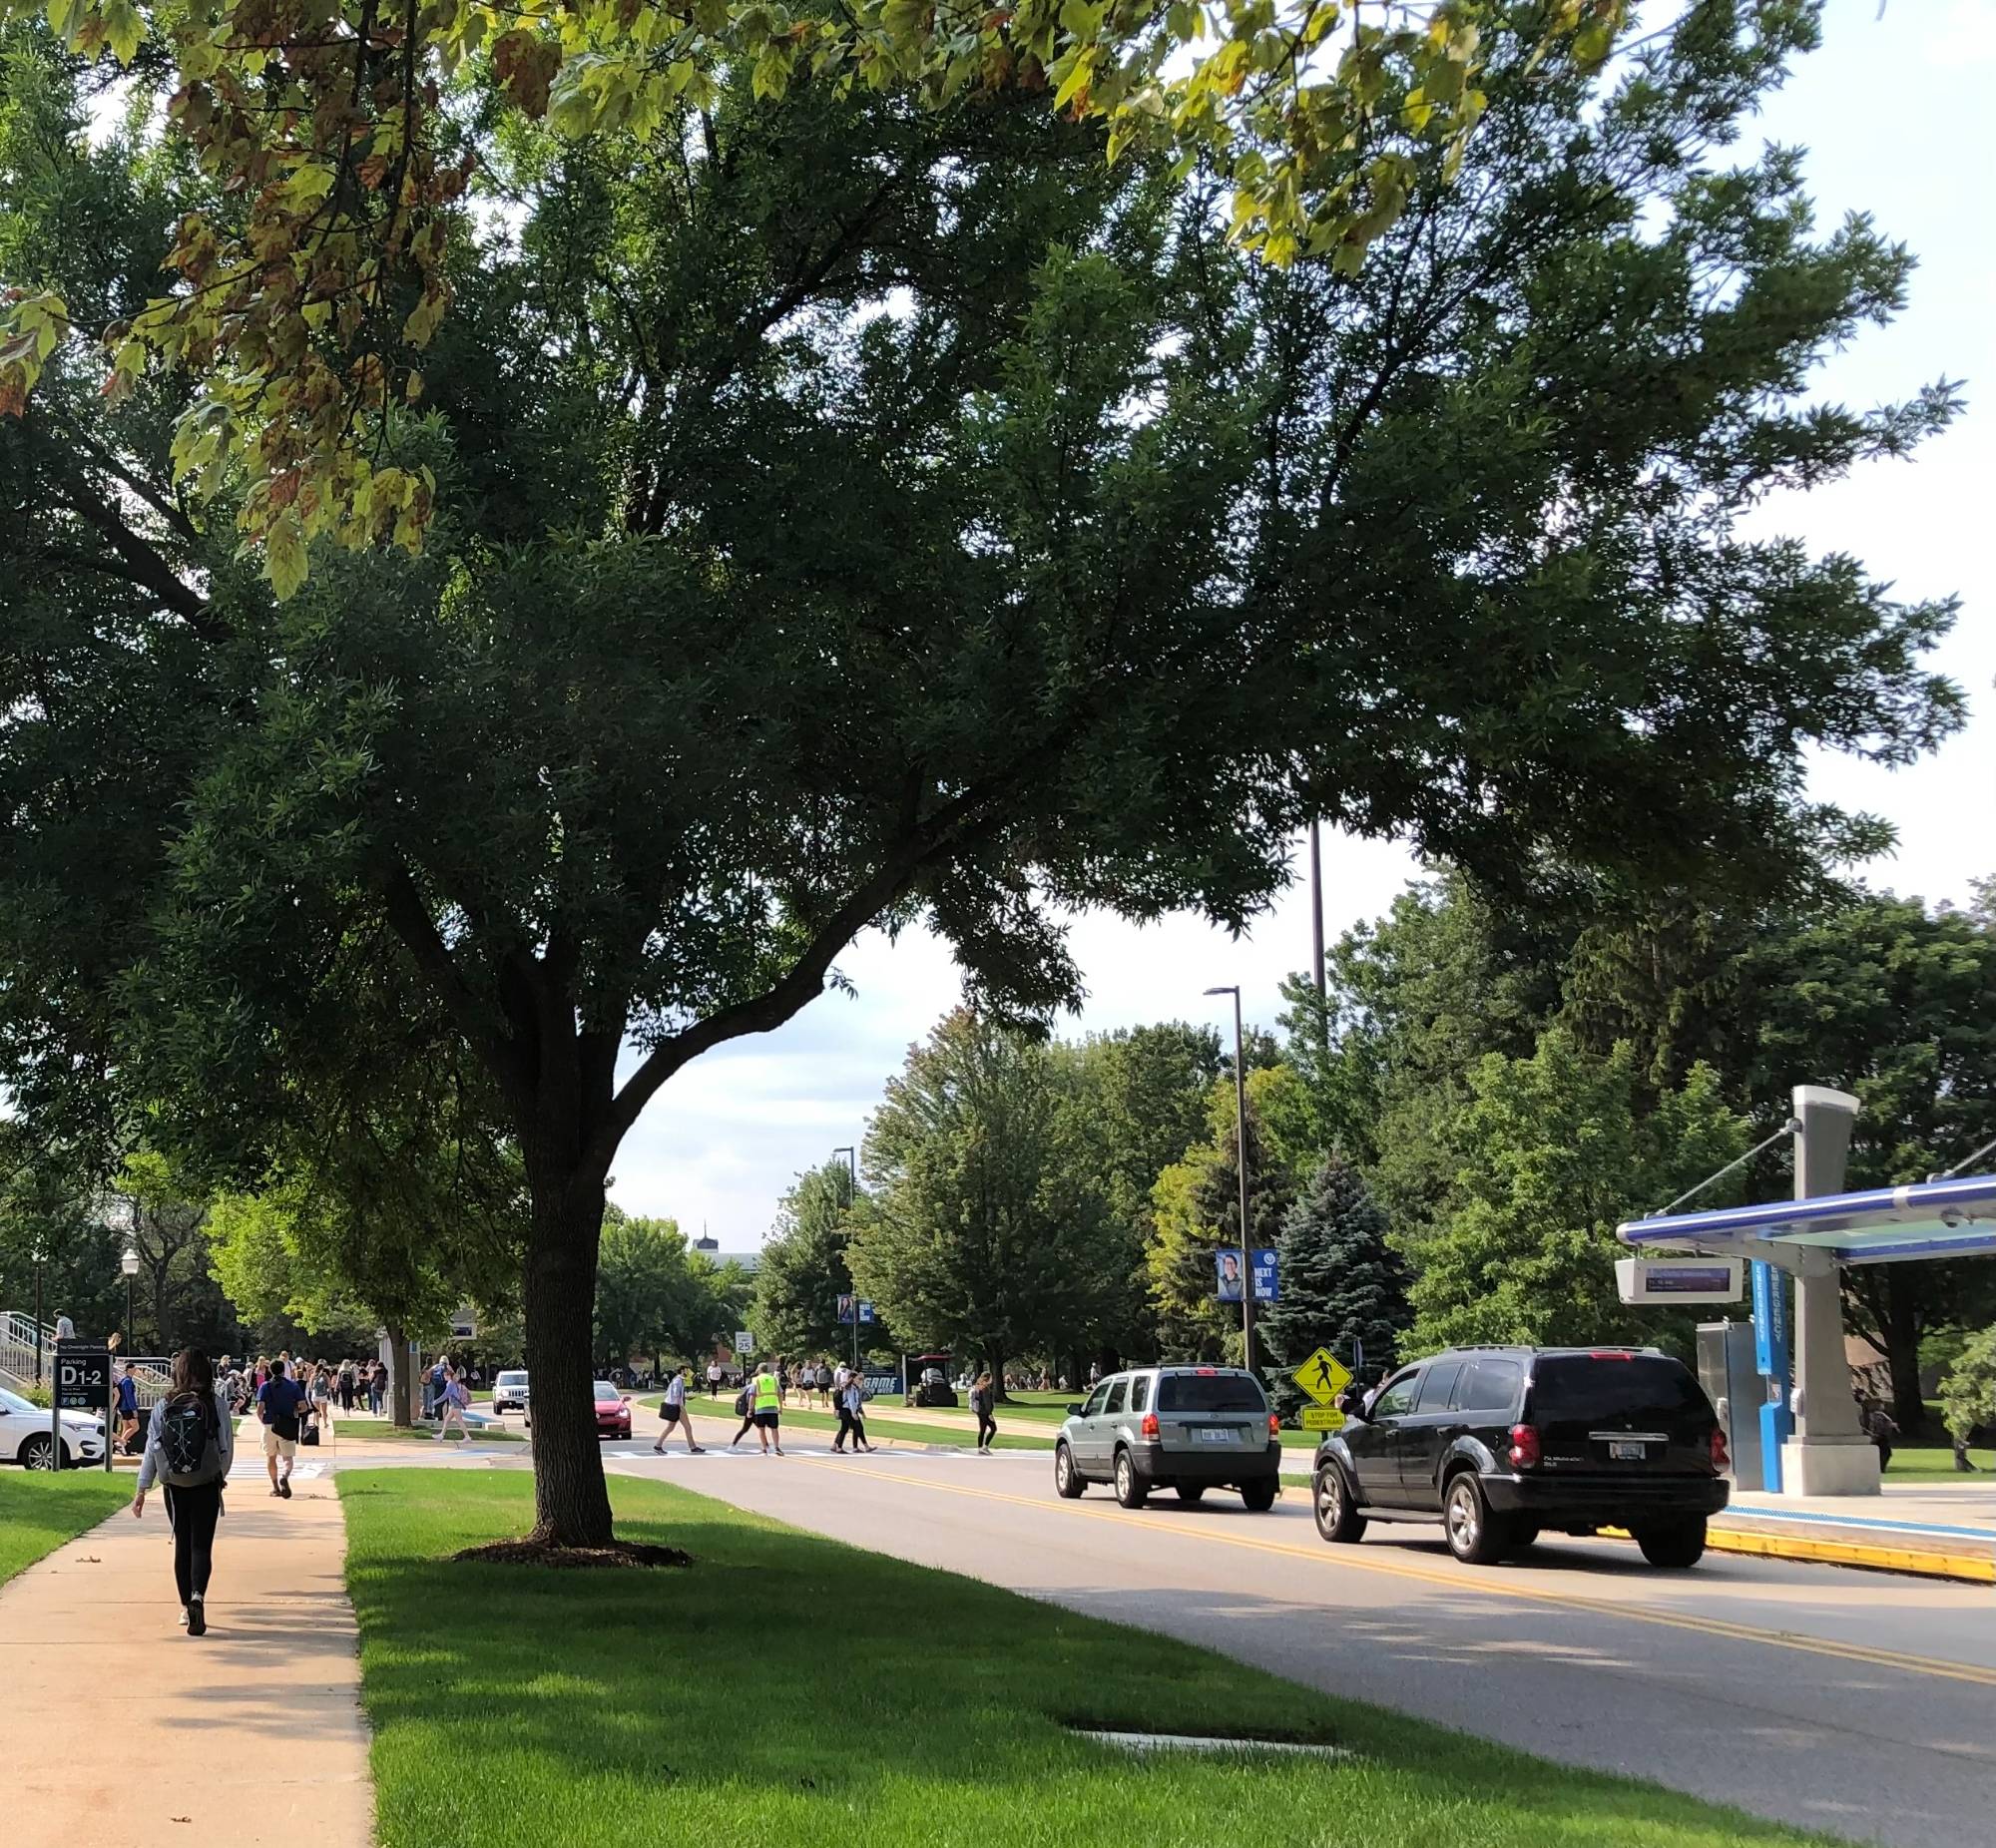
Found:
[257,1377,305,1434]
[116,1375,139,1414]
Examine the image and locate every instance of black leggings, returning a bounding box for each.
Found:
[834,1407,855,1448]
[976,1413,997,1447]
[163,1481,222,1606]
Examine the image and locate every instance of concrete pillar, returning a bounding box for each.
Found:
[1780,1086,1880,1497]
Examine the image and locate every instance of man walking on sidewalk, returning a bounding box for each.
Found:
[653,1364,705,1455]
[255,1357,305,1499]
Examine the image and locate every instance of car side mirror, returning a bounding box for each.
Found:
[1066,1403,1084,1417]
[621,1395,632,1404]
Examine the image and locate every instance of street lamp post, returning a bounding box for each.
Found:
[122,1246,139,1350]
[832,1147,858,1371]
[1204,984,1254,1375]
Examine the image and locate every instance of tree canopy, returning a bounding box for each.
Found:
[0,4,1966,1544]
[0,0,1624,578]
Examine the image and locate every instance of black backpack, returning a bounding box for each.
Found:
[160,1392,222,1488]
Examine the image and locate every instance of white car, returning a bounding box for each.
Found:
[492,1369,530,1413]
[0,1386,107,1468]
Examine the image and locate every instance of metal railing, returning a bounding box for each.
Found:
[1,1311,172,1408]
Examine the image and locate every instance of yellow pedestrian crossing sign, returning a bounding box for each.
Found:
[1292,1347,1352,1408]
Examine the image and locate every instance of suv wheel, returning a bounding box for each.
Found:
[1443,1473,1509,1565]
[1634,1517,1707,1569]
[1113,1447,1147,1509]
[1313,1465,1366,1544]
[1054,1443,1086,1500]
[1240,1478,1277,1513]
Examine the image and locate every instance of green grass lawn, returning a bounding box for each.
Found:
[0,1470,131,1586]
[337,1468,1845,1848]
[1879,1443,1988,1483]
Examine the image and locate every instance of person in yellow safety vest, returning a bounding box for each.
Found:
[748,1361,785,1456]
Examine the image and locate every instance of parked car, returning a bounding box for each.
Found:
[1054,1365,1280,1511]
[492,1369,530,1413]
[0,1386,107,1468]
[1311,1346,1730,1567]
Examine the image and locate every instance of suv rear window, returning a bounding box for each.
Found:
[1529,1355,1710,1428]
[1159,1372,1266,1414]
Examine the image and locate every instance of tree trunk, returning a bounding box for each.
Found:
[1883,1276,1926,1435]
[385,1323,413,1428]
[523,1168,615,1547]
[991,1348,1009,1405]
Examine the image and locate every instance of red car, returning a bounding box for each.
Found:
[594,1379,633,1439]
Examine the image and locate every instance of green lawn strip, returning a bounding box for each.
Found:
[0,1471,130,1586]
[338,1468,1845,1848]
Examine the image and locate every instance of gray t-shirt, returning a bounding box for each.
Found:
[664,1375,686,1410]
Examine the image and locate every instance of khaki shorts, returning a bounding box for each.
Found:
[262,1427,296,1461]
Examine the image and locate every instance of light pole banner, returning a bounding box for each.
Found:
[1250,1247,1279,1303]
[1214,1250,1245,1301]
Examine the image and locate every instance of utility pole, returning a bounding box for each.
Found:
[1204,984,1253,1374]
[833,1147,858,1371]
[1308,819,1327,1023]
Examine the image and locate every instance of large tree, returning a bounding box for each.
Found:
[0,9,1968,1546]
[852,1009,1109,1387]
[751,1161,877,1363]
[1406,1032,1747,1355]
[1259,1155,1409,1411]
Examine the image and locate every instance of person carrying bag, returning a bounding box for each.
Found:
[132,1349,235,1636]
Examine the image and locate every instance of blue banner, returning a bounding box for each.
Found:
[1216,1249,1278,1302]
[836,1295,875,1326]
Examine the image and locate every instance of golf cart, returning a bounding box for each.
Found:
[909,1354,958,1409]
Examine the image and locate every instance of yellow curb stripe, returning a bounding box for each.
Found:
[800,1459,1996,1689]
[1700,1526,1994,1584]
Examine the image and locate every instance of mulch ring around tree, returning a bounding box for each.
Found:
[453,1537,693,1570]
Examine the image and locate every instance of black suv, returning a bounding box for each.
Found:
[1311,1346,1730,1568]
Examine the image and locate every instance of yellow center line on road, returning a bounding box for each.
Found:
[798,1457,1996,1690]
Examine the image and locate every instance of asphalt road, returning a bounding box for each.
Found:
[608,1439,1996,1848]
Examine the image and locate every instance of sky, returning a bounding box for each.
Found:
[609,0,1996,1246]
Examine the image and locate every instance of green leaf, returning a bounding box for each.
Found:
[265,513,307,602]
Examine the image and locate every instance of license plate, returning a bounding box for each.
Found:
[1609,1440,1647,1461]
[1199,1427,1234,1445]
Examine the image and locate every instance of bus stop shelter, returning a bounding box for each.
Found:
[1617,1088,1996,1496]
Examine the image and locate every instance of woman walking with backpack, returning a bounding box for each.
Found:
[970,1372,997,1454]
[132,1349,235,1636]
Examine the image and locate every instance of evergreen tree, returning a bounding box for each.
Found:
[1260,1157,1410,1414]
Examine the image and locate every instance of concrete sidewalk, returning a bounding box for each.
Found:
[0,1449,373,1848]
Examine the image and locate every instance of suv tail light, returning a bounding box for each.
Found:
[1507,1423,1541,1469]
[1711,1426,1731,1473]
[1140,1412,1160,1440]
[1268,1412,1282,1438]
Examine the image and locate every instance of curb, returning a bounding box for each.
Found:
[1703,1524,1993,1585]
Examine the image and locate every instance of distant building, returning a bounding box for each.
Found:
[692,1232,760,1276]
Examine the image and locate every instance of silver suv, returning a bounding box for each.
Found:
[1054,1366,1279,1511]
